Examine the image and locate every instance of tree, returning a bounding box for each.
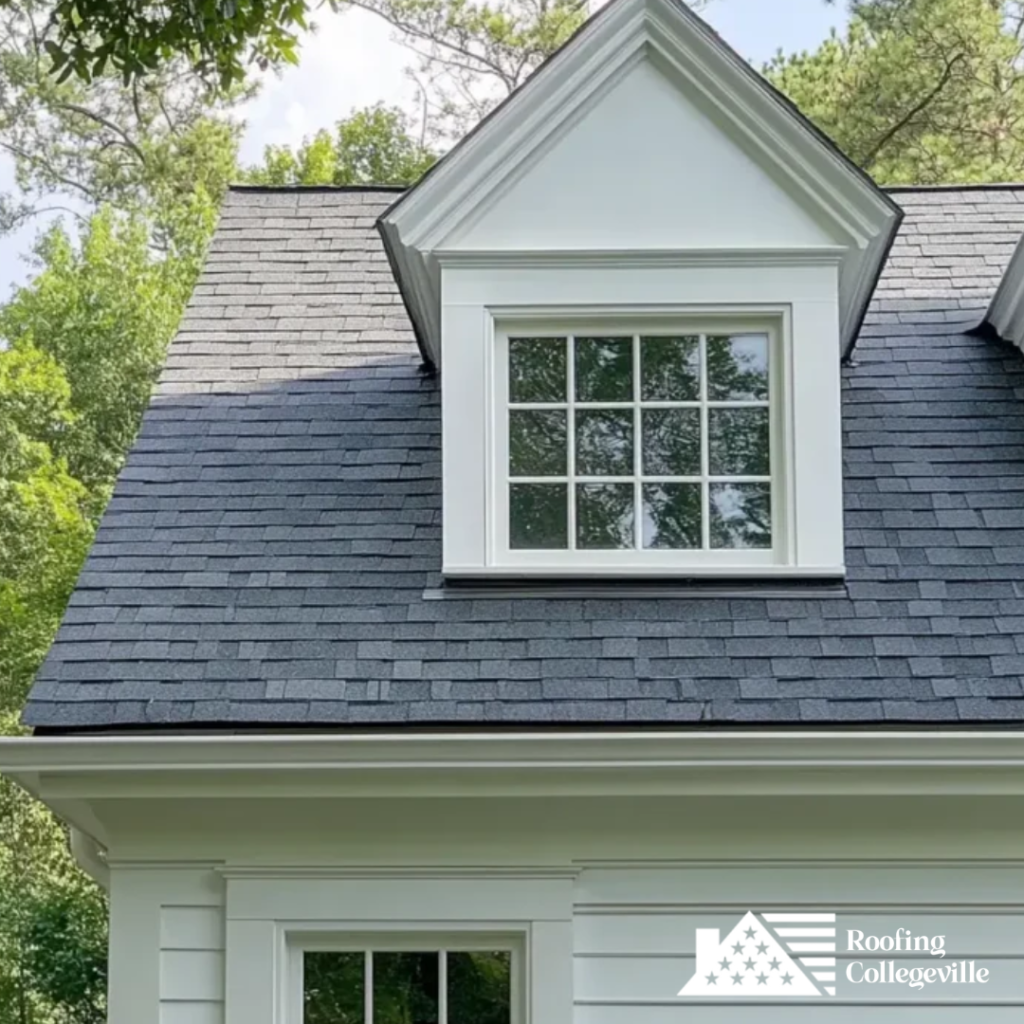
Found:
[0,2,247,247]
[244,104,436,185]
[1,210,201,493]
[4,0,326,88]
[348,0,713,137]
[769,0,1024,184]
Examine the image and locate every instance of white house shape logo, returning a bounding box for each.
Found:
[679,912,837,997]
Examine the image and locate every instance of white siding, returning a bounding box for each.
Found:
[449,59,834,251]
[573,865,1024,1023]
[108,868,224,1024]
[160,896,225,1024]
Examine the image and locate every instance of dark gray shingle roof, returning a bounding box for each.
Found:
[22,184,1024,730]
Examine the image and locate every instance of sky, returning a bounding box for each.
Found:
[0,0,849,293]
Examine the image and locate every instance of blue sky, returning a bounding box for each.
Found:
[0,0,848,294]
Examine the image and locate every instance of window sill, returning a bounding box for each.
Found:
[430,567,847,600]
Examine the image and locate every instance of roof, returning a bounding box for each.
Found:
[21,183,1024,731]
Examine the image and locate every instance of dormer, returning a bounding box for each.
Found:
[379,0,901,579]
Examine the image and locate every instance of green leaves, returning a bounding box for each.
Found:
[36,0,324,88]
[243,103,438,185]
[766,0,1024,184]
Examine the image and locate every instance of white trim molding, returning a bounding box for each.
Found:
[986,231,1024,352]
[379,0,901,364]
[7,730,1024,805]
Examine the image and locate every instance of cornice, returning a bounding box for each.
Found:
[434,247,847,270]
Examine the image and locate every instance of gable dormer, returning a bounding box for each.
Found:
[379,0,900,579]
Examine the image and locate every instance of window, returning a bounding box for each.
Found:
[495,323,784,568]
[297,939,517,1024]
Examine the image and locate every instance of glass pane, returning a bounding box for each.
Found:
[575,409,633,476]
[642,483,702,549]
[374,952,439,1024]
[708,407,770,477]
[640,335,700,401]
[448,952,512,1024]
[509,337,566,403]
[575,336,633,402]
[642,408,700,476]
[509,410,566,476]
[707,334,769,401]
[510,484,568,549]
[577,483,635,549]
[710,482,772,549]
[304,951,365,1024]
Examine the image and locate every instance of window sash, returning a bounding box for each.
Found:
[292,933,523,1024]
[496,324,784,562]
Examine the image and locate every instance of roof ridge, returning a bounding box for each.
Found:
[227,183,408,194]
[885,182,1024,194]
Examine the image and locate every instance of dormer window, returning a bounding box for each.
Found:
[378,0,901,580]
[498,322,782,567]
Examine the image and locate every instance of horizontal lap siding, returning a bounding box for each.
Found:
[573,865,1024,1022]
[160,893,225,1024]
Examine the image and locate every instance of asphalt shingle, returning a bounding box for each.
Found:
[20,184,1024,729]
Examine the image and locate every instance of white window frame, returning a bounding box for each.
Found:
[288,929,526,1024]
[488,311,794,574]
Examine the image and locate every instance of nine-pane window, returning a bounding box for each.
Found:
[303,949,512,1024]
[507,332,773,551]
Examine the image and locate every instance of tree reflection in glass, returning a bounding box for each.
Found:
[509,409,566,476]
[577,483,634,548]
[575,336,632,401]
[707,334,769,401]
[708,407,769,477]
[509,337,566,402]
[710,483,771,549]
[642,408,700,476]
[640,336,700,401]
[575,409,633,476]
[510,483,567,549]
[642,484,702,549]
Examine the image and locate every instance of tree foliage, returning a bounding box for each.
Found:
[769,0,1024,184]
[5,0,327,88]
[244,103,437,185]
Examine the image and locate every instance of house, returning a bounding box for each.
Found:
[6,0,1024,1020]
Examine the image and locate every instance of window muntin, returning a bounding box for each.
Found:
[302,947,513,1024]
[503,329,775,557]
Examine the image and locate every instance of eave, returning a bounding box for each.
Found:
[5,730,1024,804]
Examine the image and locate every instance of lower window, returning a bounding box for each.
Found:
[301,945,514,1024]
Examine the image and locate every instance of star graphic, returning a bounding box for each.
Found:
[732,942,744,955]
[782,973,794,986]
[744,927,757,940]
[768,958,781,971]
[756,972,769,985]
[718,958,731,972]
[756,942,769,955]
[705,972,718,985]
[731,972,745,986]
[743,958,757,971]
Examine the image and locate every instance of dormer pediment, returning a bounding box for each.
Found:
[379,0,901,364]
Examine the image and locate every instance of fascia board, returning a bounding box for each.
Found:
[6,731,1024,800]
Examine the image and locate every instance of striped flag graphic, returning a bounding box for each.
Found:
[762,913,837,996]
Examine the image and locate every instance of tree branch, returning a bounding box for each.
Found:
[858,52,967,168]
